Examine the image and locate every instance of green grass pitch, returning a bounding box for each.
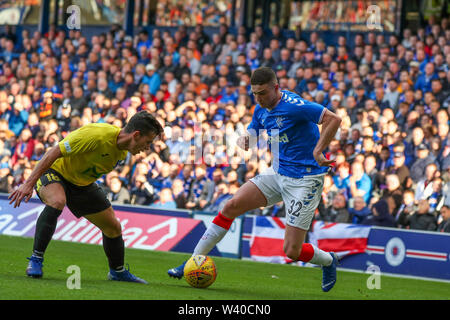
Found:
[0,235,449,300]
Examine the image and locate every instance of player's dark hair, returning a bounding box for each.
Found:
[124,111,164,136]
[250,67,278,86]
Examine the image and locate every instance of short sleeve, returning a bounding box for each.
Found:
[58,127,99,157]
[293,100,326,124]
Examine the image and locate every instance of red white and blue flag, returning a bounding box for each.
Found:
[248,216,372,263]
[308,221,372,259]
[249,216,289,263]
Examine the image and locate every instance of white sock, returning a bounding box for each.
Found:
[308,244,333,266]
[193,223,228,256]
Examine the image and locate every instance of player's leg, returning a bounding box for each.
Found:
[192,180,268,256]
[281,174,338,292]
[83,207,124,269]
[83,206,147,284]
[284,225,333,266]
[169,169,282,279]
[27,173,67,278]
[66,183,124,272]
[67,181,147,284]
[33,183,66,256]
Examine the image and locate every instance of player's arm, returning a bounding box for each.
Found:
[313,109,342,167]
[8,145,62,208]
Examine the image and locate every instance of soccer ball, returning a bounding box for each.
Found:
[184,255,217,288]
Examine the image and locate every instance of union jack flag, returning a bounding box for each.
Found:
[249,216,288,263]
[248,216,372,263]
[308,221,372,259]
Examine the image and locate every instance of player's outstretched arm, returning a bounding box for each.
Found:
[8,145,62,208]
[313,109,342,167]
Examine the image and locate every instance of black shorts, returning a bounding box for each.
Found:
[35,169,111,218]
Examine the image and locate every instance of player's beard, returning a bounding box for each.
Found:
[133,146,142,155]
[266,92,282,110]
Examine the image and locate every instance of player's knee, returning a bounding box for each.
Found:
[103,220,122,238]
[222,198,242,218]
[45,197,66,211]
[40,184,66,210]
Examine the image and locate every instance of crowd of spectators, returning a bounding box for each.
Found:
[0,16,449,233]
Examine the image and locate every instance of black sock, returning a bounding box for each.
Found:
[32,206,62,257]
[102,233,125,271]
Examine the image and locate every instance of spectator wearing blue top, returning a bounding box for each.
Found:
[142,64,161,96]
[274,48,293,73]
[348,161,373,204]
[108,71,124,94]
[349,196,371,224]
[150,188,177,209]
[0,39,19,63]
[219,83,239,105]
[333,161,351,198]
[414,62,438,93]
[246,48,260,71]
[415,48,429,74]
[295,66,315,94]
[7,102,29,137]
[136,29,152,51]
[161,164,181,190]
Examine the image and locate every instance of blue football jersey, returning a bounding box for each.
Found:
[247,90,329,178]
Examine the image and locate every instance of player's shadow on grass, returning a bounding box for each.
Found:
[161,280,329,300]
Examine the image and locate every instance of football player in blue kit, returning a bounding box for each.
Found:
[168,67,342,292]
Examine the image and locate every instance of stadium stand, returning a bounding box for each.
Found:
[0,10,449,233]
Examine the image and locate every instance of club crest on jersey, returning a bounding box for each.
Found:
[275,116,284,128]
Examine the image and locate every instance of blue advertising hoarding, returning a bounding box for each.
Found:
[339,227,450,282]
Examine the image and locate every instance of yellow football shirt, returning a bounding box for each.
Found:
[51,123,128,186]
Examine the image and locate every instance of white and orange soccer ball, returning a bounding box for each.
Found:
[184,255,217,288]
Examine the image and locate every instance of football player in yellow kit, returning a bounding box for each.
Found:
[9,111,163,283]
